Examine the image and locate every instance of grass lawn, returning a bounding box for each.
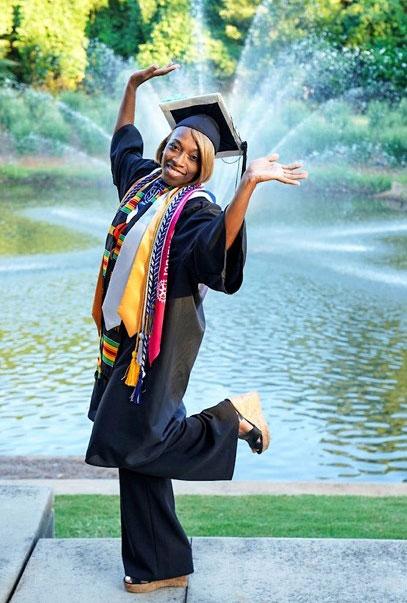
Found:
[0,164,108,255]
[0,161,398,196]
[0,163,110,187]
[55,495,406,540]
[307,165,392,194]
[0,208,100,255]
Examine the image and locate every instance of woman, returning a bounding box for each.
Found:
[85,63,307,594]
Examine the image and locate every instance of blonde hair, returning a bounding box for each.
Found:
[155,127,215,185]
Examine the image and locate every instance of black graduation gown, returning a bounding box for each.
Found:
[85,124,247,478]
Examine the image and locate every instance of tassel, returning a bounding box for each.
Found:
[240,141,248,178]
[136,332,144,364]
[146,313,154,335]
[123,350,141,386]
[130,372,144,404]
[122,332,145,386]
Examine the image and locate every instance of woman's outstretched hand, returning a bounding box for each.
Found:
[114,62,181,133]
[225,153,307,246]
[128,63,181,88]
[246,153,308,186]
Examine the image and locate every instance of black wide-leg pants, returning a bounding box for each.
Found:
[118,398,239,581]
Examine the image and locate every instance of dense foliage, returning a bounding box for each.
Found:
[0,0,404,97]
[1,0,107,90]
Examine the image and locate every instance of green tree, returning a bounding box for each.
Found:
[215,0,261,58]
[136,0,256,82]
[86,0,146,58]
[136,0,194,65]
[5,0,107,90]
[0,0,14,59]
[0,0,17,80]
[242,0,406,52]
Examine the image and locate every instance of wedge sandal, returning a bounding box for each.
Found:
[227,391,271,454]
[123,574,188,593]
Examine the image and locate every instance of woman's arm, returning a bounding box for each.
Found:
[113,80,137,134]
[113,63,180,134]
[224,153,308,249]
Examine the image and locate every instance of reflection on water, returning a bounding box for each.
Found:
[1,185,406,481]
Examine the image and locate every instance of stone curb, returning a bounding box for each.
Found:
[1,478,406,496]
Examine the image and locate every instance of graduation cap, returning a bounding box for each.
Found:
[159,93,248,178]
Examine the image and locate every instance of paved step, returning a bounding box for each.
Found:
[10,536,407,602]
[0,484,53,603]
[11,539,184,602]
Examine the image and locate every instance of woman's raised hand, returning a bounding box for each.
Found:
[114,63,181,134]
[246,153,308,186]
[128,63,181,88]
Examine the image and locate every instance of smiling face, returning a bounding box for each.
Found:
[161,126,201,187]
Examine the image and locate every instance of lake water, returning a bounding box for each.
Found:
[1,181,406,481]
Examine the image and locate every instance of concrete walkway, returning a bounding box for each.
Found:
[1,478,407,496]
[10,536,407,602]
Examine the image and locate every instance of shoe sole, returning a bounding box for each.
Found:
[124,575,188,593]
[229,391,271,453]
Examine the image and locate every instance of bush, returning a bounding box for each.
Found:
[268,96,406,166]
[308,165,392,194]
[0,83,112,157]
[366,99,407,164]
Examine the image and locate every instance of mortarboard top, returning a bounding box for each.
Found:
[159,93,247,166]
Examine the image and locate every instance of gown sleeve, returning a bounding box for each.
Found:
[177,196,247,294]
[110,124,161,200]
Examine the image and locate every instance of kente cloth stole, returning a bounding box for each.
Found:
[103,168,166,278]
